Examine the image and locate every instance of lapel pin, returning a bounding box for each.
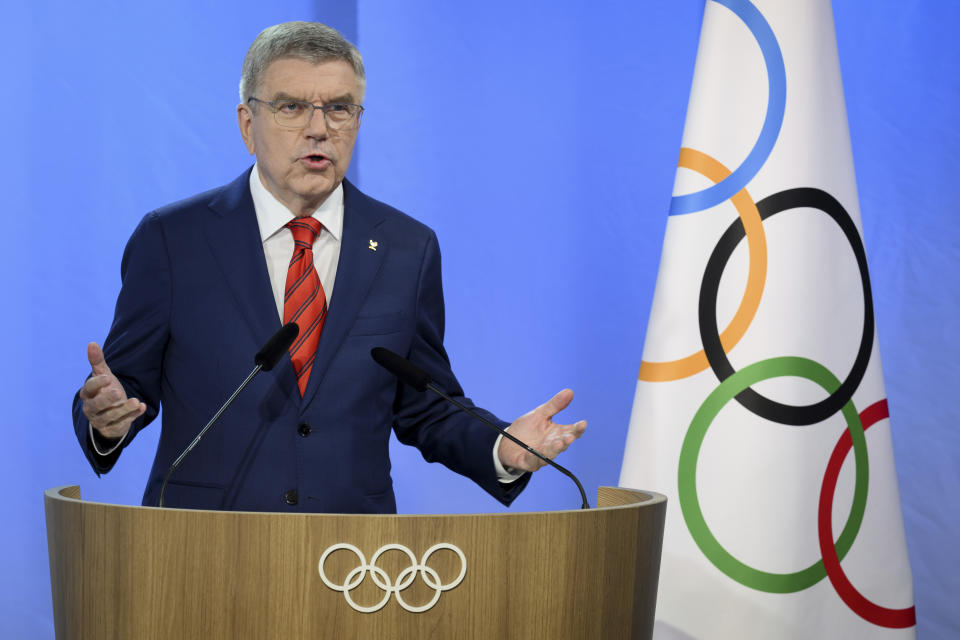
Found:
[368,239,378,252]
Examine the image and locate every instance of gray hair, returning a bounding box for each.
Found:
[239,22,365,104]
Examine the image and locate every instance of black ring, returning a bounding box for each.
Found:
[698,187,874,425]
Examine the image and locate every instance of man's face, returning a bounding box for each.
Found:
[238,57,361,216]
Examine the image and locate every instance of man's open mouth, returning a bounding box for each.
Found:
[301,154,331,168]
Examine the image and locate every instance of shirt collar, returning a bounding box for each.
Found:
[249,163,344,243]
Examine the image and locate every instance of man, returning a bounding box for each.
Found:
[73,22,585,513]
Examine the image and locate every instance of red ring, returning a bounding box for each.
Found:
[817,399,916,627]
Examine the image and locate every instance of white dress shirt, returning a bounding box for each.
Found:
[249,165,342,316]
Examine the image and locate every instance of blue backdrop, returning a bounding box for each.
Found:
[2,2,956,638]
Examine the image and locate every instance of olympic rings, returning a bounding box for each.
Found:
[699,187,874,425]
[318,542,467,614]
[678,356,869,593]
[655,0,915,626]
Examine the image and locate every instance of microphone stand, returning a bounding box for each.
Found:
[158,364,263,508]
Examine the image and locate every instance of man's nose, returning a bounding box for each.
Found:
[304,107,329,138]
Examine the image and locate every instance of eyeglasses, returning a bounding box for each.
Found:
[247,97,364,131]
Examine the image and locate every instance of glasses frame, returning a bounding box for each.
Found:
[247,97,364,131]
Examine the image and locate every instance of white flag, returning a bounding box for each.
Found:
[620,1,916,638]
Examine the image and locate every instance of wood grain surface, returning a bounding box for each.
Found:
[45,486,665,639]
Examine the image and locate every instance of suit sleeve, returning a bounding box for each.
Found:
[72,211,171,475]
[391,230,530,505]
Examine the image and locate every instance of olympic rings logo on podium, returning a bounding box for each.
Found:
[318,543,467,613]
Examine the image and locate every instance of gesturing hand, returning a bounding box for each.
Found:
[497,389,586,473]
[79,343,146,442]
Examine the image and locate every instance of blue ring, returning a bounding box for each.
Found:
[669,0,786,216]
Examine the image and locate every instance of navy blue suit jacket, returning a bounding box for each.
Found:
[72,169,529,512]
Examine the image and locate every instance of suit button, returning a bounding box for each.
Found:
[298,423,312,437]
[284,490,298,505]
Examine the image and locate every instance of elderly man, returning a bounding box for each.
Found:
[73,22,585,513]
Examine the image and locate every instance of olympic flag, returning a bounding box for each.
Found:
[619,1,916,638]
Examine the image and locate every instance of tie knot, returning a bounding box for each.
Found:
[286,217,323,247]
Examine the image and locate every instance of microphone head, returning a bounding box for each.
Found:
[371,347,431,392]
[255,322,299,371]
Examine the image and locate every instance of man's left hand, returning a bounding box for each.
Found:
[497,389,586,472]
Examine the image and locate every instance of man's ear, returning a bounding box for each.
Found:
[237,104,255,155]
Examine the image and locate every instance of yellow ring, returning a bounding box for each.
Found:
[639,148,767,382]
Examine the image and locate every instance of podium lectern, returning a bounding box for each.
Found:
[45,485,665,639]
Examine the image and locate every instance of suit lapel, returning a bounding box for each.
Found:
[203,169,298,394]
[301,180,386,410]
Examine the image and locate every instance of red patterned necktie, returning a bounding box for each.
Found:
[283,217,328,395]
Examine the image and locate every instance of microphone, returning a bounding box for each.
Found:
[371,347,590,509]
[158,322,299,507]
[255,322,300,370]
[371,346,431,392]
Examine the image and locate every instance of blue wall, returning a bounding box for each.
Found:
[359,1,701,515]
[1,1,956,638]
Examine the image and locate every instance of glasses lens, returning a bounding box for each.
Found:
[324,104,360,130]
[273,101,311,128]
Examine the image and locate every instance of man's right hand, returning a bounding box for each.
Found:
[79,343,147,442]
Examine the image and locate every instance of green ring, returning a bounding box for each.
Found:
[678,356,869,593]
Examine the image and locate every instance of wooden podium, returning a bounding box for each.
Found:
[45,485,665,639]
